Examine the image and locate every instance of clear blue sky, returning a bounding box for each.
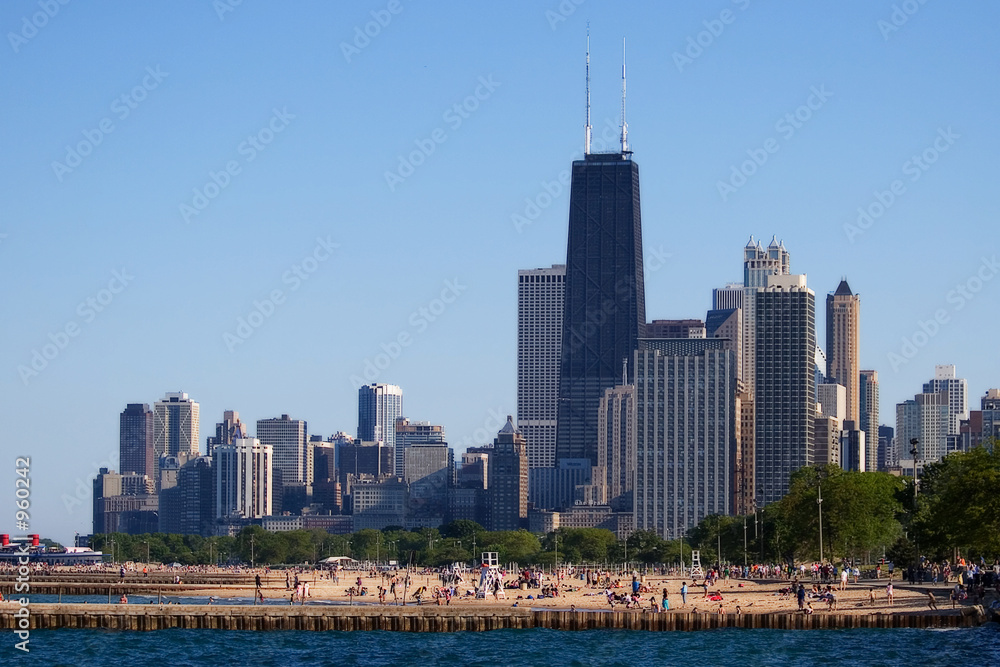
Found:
[2,1,998,544]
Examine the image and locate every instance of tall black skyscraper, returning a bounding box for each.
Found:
[120,403,154,478]
[555,41,645,466]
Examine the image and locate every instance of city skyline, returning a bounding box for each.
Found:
[3,2,999,544]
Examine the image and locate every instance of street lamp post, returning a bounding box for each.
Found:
[910,438,920,582]
[817,475,824,564]
[743,515,748,568]
[717,515,723,569]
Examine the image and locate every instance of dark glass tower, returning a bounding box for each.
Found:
[120,403,154,478]
[555,152,646,466]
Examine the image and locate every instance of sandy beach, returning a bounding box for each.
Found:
[175,570,967,616]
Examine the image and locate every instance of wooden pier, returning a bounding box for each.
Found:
[0,603,990,632]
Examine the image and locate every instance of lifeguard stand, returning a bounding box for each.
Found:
[690,550,704,578]
[477,552,504,599]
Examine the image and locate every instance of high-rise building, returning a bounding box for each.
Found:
[92,468,157,535]
[980,389,1000,442]
[826,280,861,425]
[394,417,445,478]
[840,420,866,472]
[742,236,790,393]
[596,384,635,511]
[754,274,815,506]
[736,387,755,515]
[817,383,847,422]
[555,147,646,467]
[152,392,200,486]
[178,456,215,536]
[813,413,842,467]
[706,308,742,379]
[357,383,402,457]
[646,319,705,339]
[257,414,310,486]
[922,365,969,433]
[120,403,154,479]
[215,438,272,519]
[859,370,880,468]
[488,416,528,531]
[517,264,566,470]
[896,391,951,474]
[712,283,744,311]
[336,440,393,499]
[404,443,453,519]
[878,425,893,471]
[206,410,246,452]
[633,340,738,539]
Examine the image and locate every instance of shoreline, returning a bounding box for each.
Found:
[1,601,991,632]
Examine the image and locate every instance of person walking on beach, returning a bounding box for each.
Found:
[797,583,806,611]
[662,589,670,612]
[868,588,876,606]
[680,582,688,607]
[840,568,848,590]
[886,582,894,606]
[926,590,938,610]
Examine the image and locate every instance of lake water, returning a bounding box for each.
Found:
[6,625,996,666]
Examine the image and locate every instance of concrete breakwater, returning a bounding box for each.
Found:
[1,604,990,632]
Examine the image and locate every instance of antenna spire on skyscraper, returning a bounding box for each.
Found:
[620,37,628,154]
[585,22,592,155]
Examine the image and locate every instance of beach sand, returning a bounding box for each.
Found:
[176,571,955,615]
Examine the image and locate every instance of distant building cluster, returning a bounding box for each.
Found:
[92,122,998,545]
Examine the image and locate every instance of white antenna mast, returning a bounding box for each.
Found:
[585,23,592,155]
[620,37,628,154]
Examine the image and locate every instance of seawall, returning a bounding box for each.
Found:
[0,604,990,632]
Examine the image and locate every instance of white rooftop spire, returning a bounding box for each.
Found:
[585,23,592,155]
[620,37,628,153]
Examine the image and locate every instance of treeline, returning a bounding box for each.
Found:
[90,443,1000,567]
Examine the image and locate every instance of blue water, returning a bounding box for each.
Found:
[5,626,997,666]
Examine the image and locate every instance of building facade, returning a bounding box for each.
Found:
[634,343,738,539]
[754,274,815,506]
[152,392,200,487]
[859,370,880,469]
[488,417,528,531]
[257,414,310,486]
[120,403,154,479]
[556,151,646,467]
[215,438,272,520]
[517,264,566,470]
[826,280,861,425]
[357,383,402,459]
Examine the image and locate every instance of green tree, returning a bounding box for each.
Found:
[914,443,1000,559]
